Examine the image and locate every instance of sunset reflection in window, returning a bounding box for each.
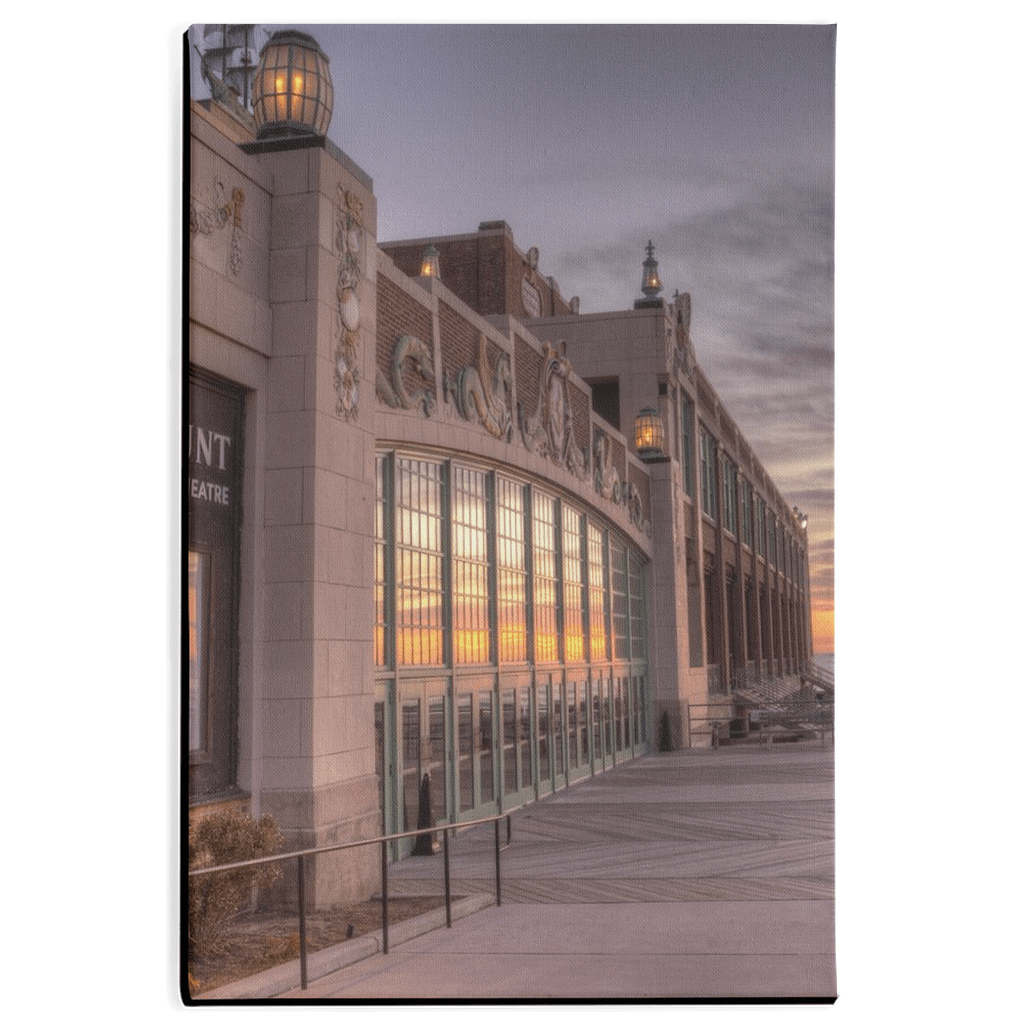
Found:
[374,451,648,674]
[532,491,559,663]
[562,505,584,662]
[496,476,527,662]
[453,465,490,664]
[396,457,444,665]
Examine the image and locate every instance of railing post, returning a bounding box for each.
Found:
[443,828,452,928]
[380,838,389,954]
[494,817,502,907]
[297,855,308,991]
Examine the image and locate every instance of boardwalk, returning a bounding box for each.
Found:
[287,742,835,1000]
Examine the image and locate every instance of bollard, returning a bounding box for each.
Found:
[442,828,452,928]
[658,712,672,752]
[494,817,502,907]
[412,773,435,856]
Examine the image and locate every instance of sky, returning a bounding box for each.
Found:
[195,23,836,648]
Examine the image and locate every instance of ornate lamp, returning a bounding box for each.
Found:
[420,244,440,279]
[641,241,662,299]
[251,31,333,139]
[635,407,666,461]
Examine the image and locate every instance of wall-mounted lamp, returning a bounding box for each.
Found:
[420,244,440,279]
[792,506,809,529]
[252,31,334,139]
[635,406,667,461]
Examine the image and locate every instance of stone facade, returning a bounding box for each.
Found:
[188,87,812,909]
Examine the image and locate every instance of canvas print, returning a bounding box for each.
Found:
[185,22,835,1003]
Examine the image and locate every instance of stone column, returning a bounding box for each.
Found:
[258,144,381,908]
[646,458,688,749]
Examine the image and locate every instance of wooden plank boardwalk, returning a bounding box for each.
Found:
[387,743,834,906]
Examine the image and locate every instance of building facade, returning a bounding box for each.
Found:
[187,32,812,906]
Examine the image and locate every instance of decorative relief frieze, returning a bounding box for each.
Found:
[625,481,651,536]
[592,428,623,503]
[333,186,365,420]
[593,428,651,537]
[376,335,436,416]
[518,341,588,479]
[373,284,648,537]
[445,332,513,441]
[189,182,244,276]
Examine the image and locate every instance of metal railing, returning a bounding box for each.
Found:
[188,811,512,991]
[688,698,834,749]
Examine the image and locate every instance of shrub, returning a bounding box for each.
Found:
[188,809,284,960]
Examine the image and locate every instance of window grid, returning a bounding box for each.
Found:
[375,455,388,667]
[496,475,528,663]
[699,428,717,520]
[629,552,647,660]
[396,457,444,665]
[741,478,753,547]
[722,456,737,535]
[754,495,766,556]
[532,491,559,663]
[610,535,630,661]
[587,523,608,662]
[376,453,648,679]
[562,505,585,662]
[452,465,490,665]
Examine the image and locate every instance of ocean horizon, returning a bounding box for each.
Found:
[813,652,835,675]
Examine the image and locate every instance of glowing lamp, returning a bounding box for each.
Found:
[420,244,440,279]
[641,240,662,299]
[635,407,666,460]
[252,31,333,139]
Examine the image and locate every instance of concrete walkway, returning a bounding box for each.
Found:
[283,742,835,1000]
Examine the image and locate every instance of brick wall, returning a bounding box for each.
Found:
[515,333,543,422]
[568,379,590,451]
[382,230,573,320]
[439,299,477,376]
[376,273,433,381]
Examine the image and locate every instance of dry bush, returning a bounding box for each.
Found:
[188,810,284,961]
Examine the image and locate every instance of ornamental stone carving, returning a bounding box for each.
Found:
[518,341,587,479]
[446,332,513,441]
[592,428,622,503]
[376,335,436,417]
[189,181,244,276]
[333,186,365,420]
[592,428,650,536]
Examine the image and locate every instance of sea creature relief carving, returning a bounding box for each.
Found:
[448,332,513,441]
[377,335,437,416]
[593,428,650,536]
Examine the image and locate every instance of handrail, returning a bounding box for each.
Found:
[188,810,513,993]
